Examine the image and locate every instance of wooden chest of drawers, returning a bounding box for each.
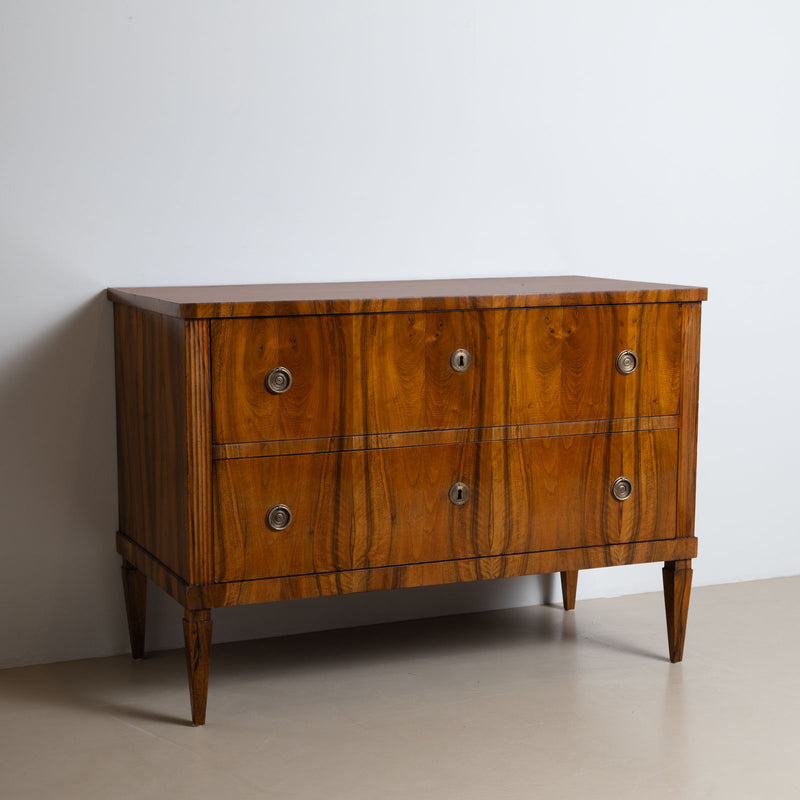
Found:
[108,276,706,725]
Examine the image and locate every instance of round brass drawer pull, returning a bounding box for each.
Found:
[266,504,292,531]
[616,350,638,375]
[265,366,292,394]
[450,348,472,372]
[611,476,633,502]
[449,481,470,505]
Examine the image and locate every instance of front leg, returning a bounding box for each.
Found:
[560,570,578,610]
[121,559,147,659]
[663,559,692,662]
[183,609,213,725]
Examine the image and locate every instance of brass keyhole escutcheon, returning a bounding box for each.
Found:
[450,348,472,373]
[266,366,292,394]
[611,476,633,502]
[615,350,638,375]
[266,504,292,530]
[449,482,470,506]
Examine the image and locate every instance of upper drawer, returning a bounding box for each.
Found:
[211,304,682,444]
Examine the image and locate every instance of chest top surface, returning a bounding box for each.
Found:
[107,275,707,319]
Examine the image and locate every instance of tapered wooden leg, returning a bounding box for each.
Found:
[121,559,147,659]
[663,559,692,663]
[183,609,212,726]
[560,570,578,611]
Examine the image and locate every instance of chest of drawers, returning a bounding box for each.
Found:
[108,276,706,725]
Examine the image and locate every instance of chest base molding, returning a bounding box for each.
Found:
[117,532,697,610]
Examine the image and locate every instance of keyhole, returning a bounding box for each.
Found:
[449,482,469,505]
[458,354,464,367]
[451,348,471,372]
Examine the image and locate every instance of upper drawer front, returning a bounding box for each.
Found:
[211,304,682,444]
[213,429,678,581]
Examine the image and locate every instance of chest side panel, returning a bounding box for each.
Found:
[114,305,191,579]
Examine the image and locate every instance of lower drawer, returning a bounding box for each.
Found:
[213,430,678,581]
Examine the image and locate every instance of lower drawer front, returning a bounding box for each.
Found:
[213,430,678,581]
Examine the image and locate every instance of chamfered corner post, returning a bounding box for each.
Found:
[663,559,692,663]
[121,559,147,659]
[560,570,578,611]
[183,609,213,726]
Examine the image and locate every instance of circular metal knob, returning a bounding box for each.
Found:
[265,366,292,394]
[611,477,633,502]
[450,348,472,373]
[266,504,292,530]
[449,482,470,506]
[615,350,638,375]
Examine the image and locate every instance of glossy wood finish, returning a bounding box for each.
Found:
[117,532,188,607]
[107,275,707,319]
[199,538,698,609]
[109,276,705,724]
[183,609,212,726]
[214,443,474,580]
[677,303,703,538]
[120,560,147,659]
[118,530,697,610]
[212,413,679,460]
[114,305,190,578]
[561,571,578,611]
[113,307,213,585]
[185,320,214,584]
[494,430,678,556]
[213,430,678,581]
[212,304,682,444]
[663,559,693,662]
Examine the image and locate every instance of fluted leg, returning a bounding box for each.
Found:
[663,559,692,663]
[560,570,578,611]
[183,609,212,725]
[121,559,147,659]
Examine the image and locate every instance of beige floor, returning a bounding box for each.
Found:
[1,576,799,799]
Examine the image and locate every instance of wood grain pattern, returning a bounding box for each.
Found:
[213,443,476,581]
[498,303,682,425]
[117,532,188,606]
[107,276,708,319]
[120,560,147,659]
[185,320,213,583]
[677,303,703,538]
[113,305,190,579]
[117,530,695,611]
[213,430,678,581]
[663,559,692,662]
[491,430,678,555]
[195,539,698,609]
[212,415,679,459]
[213,448,359,580]
[212,314,359,443]
[183,609,212,726]
[212,304,682,444]
[560,571,578,611]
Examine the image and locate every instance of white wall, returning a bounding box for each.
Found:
[2,1,799,668]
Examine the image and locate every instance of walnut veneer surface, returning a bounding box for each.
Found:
[108,276,706,725]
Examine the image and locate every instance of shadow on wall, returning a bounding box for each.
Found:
[0,291,125,666]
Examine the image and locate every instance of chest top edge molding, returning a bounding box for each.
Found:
[106,275,708,319]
